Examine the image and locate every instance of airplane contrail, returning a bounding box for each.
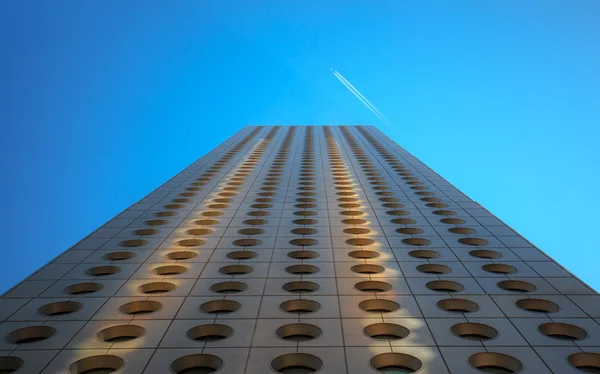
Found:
[332,70,390,123]
[331,68,395,130]
[333,70,394,130]
[333,72,389,126]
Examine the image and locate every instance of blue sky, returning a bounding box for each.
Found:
[0,1,599,293]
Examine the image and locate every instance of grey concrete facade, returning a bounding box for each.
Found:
[1,125,599,374]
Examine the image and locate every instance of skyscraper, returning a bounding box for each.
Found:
[1,125,598,374]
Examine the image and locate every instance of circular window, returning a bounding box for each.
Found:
[207,203,229,209]
[199,300,241,314]
[226,250,258,260]
[243,219,269,225]
[210,281,248,294]
[470,249,501,259]
[348,250,380,259]
[295,203,318,209]
[359,299,400,313]
[38,301,82,316]
[97,325,145,342]
[177,239,205,247]
[280,299,321,314]
[166,251,197,260]
[448,227,476,234]
[271,353,323,374]
[256,197,274,203]
[282,281,320,293]
[437,298,480,313]
[409,249,440,259]
[370,352,423,373]
[69,355,124,374]
[5,326,56,344]
[65,282,103,295]
[567,353,600,373]
[426,280,464,293]
[85,266,120,276]
[219,265,253,275]
[364,323,409,340]
[118,300,162,315]
[202,211,224,217]
[119,239,148,247]
[355,280,392,293]
[381,203,404,209]
[0,357,23,373]
[439,218,465,224]
[339,203,361,209]
[232,238,262,247]
[482,264,517,274]
[285,264,320,275]
[538,322,588,340]
[451,322,498,341]
[401,238,431,246]
[291,227,319,235]
[294,210,317,216]
[153,265,187,276]
[287,250,319,259]
[432,209,456,216]
[343,228,371,235]
[187,324,234,342]
[293,218,318,225]
[425,202,448,208]
[395,227,423,235]
[145,219,168,226]
[238,228,265,235]
[346,238,375,246]
[137,282,176,294]
[417,264,451,274]
[391,218,417,225]
[103,251,135,261]
[214,197,233,203]
[351,264,385,274]
[459,238,489,246]
[515,298,559,313]
[497,280,536,293]
[340,210,365,217]
[276,323,322,341]
[170,354,223,374]
[133,228,158,236]
[386,210,410,216]
[289,238,319,246]
[342,218,367,225]
[194,219,219,226]
[468,352,522,374]
[296,197,317,202]
[186,228,213,236]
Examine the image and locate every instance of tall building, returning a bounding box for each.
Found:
[1,125,598,374]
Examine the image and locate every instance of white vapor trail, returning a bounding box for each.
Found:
[331,68,395,130]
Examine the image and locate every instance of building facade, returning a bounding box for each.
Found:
[1,125,599,374]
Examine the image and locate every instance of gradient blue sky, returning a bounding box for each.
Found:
[0,1,599,293]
